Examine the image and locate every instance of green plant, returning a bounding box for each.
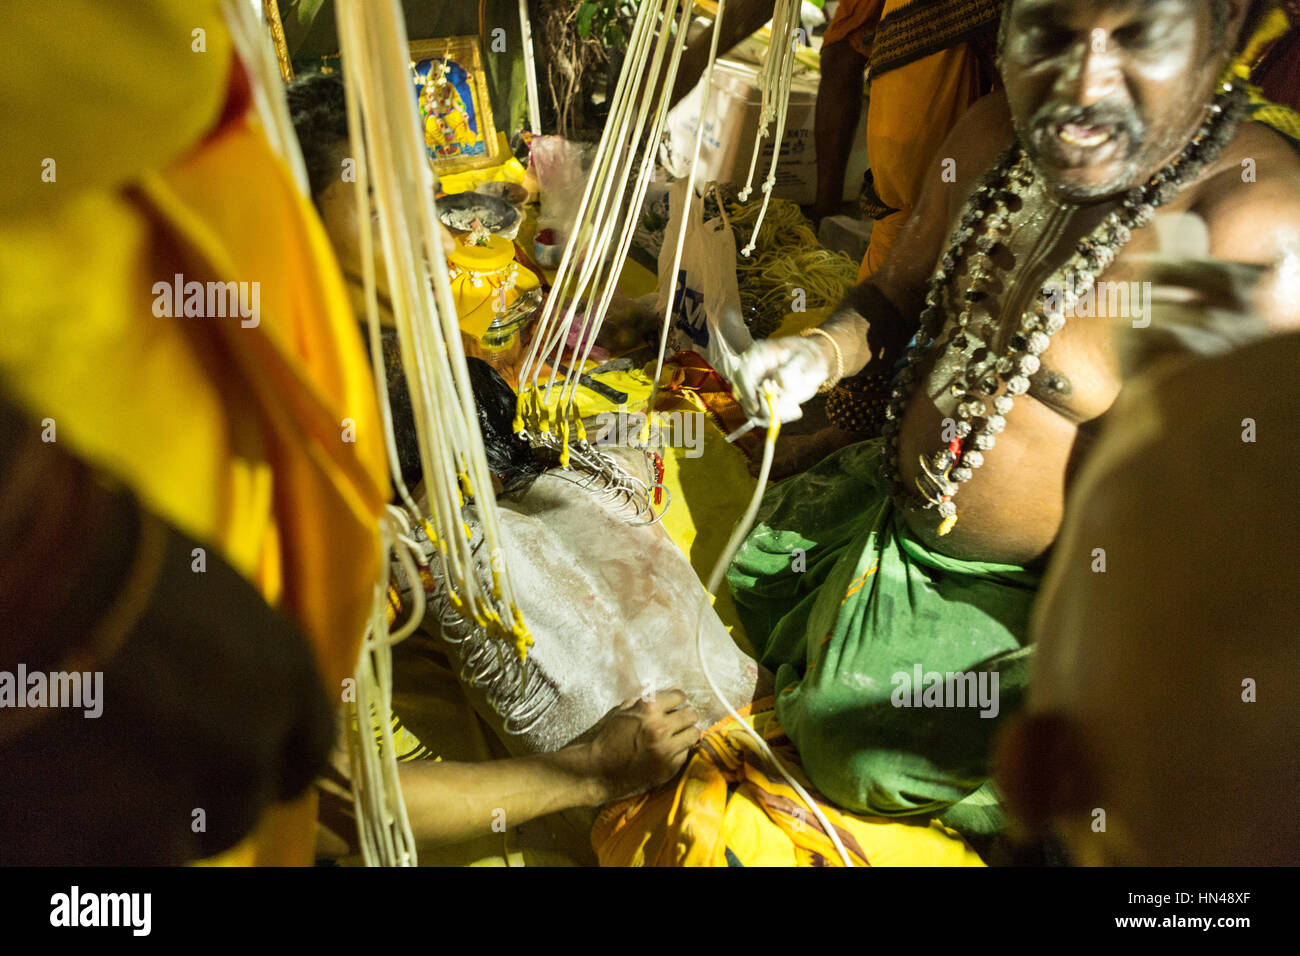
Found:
[576,1,633,47]
[539,0,639,138]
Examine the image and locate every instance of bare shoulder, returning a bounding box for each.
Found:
[1192,121,1300,265]
[867,91,1015,306]
[920,90,1017,228]
[953,87,1015,137]
[946,90,1016,187]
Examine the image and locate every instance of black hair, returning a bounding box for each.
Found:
[465,358,549,495]
[286,71,349,204]
[377,349,546,498]
[375,328,424,491]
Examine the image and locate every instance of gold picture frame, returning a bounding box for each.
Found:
[266,7,499,176]
[409,37,501,175]
[266,0,293,82]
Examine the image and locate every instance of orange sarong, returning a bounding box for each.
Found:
[823,0,999,279]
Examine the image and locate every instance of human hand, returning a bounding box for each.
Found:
[731,334,834,426]
[585,689,701,803]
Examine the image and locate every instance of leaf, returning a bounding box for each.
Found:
[604,21,625,47]
[577,2,596,38]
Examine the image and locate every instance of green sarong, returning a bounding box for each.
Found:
[727,438,1039,834]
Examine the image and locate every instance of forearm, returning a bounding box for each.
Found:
[814,42,868,216]
[813,281,917,378]
[398,743,608,846]
[669,0,777,108]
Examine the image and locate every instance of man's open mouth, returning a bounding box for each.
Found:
[1037,118,1129,169]
[1057,122,1114,147]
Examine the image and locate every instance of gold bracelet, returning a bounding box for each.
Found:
[800,327,844,393]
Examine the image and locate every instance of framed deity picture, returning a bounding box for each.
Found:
[300,32,501,177]
[409,37,500,174]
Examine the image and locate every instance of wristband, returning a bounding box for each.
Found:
[800,327,844,394]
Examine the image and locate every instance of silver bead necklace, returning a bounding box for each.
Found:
[880,82,1247,536]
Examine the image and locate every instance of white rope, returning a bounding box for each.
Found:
[348,518,418,867]
[738,0,802,255]
[335,0,534,866]
[220,0,310,197]
[518,0,544,136]
[517,0,699,449]
[647,0,730,420]
[521,0,677,395]
[695,385,855,867]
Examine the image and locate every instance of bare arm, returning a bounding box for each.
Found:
[397,746,605,846]
[667,0,777,108]
[731,92,1014,422]
[397,690,701,847]
[813,39,869,221]
[1194,123,1300,331]
[748,92,1015,414]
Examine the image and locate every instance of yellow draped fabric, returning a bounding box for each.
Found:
[1235,8,1300,148]
[821,0,988,280]
[859,44,984,279]
[592,701,986,866]
[0,0,388,865]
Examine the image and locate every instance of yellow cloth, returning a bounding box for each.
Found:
[859,23,985,279]
[438,134,528,195]
[0,1,232,218]
[821,0,990,279]
[0,0,389,865]
[592,702,985,866]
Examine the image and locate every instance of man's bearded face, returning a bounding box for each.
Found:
[1000,0,1223,203]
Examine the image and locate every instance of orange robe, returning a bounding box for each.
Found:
[823,0,998,279]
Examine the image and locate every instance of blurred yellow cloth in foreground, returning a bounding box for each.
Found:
[0,0,388,865]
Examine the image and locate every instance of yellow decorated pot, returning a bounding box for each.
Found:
[447,233,540,338]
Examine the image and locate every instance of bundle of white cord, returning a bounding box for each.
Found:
[737,0,802,256]
[515,0,804,443]
[647,0,730,422]
[334,0,534,866]
[517,0,698,450]
[347,513,423,867]
[336,0,528,652]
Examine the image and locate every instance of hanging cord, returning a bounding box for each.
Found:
[739,0,801,256]
[694,383,855,867]
[647,0,730,427]
[517,0,695,445]
[347,517,418,867]
[335,0,536,866]
[220,0,310,196]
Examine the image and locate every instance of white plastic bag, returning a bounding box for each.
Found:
[656,180,753,382]
[530,135,593,242]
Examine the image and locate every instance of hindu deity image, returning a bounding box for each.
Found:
[417,57,481,160]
